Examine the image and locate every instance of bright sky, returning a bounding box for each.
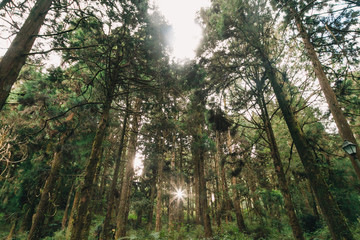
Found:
[152,0,211,59]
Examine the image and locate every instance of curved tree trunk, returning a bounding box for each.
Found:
[0,0,53,110]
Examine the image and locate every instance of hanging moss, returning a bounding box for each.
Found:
[208,108,232,132]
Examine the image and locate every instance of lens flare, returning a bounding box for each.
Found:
[174,188,186,200]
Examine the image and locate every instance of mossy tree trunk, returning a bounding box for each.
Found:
[101,99,129,240]
[70,92,114,240]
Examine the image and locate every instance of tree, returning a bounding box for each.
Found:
[272,0,360,181]
[200,0,354,239]
[0,0,53,110]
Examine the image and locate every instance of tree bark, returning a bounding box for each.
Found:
[66,189,80,240]
[286,2,360,181]
[28,131,70,240]
[62,182,75,230]
[155,153,165,232]
[115,99,141,239]
[263,56,354,240]
[230,175,247,233]
[192,135,213,238]
[70,94,113,240]
[257,84,304,240]
[0,0,53,110]
[101,107,129,240]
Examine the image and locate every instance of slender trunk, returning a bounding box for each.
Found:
[198,149,212,237]
[287,3,360,180]
[194,159,201,225]
[70,95,113,240]
[0,0,53,110]
[226,131,246,233]
[66,189,80,240]
[6,218,17,240]
[230,175,246,233]
[168,138,176,231]
[155,152,165,232]
[28,132,69,240]
[62,182,75,230]
[20,204,35,233]
[214,132,223,227]
[193,137,212,237]
[115,100,141,239]
[263,57,354,240]
[82,153,104,240]
[101,109,129,240]
[147,175,157,230]
[99,150,111,197]
[257,86,304,240]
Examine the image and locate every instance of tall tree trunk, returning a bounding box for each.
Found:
[66,189,80,240]
[0,0,52,110]
[193,137,213,237]
[147,174,157,230]
[62,182,75,230]
[214,132,223,227]
[198,149,212,238]
[6,218,17,240]
[20,205,34,233]
[285,2,360,180]
[115,99,141,239]
[155,153,165,232]
[257,85,304,240]
[101,107,129,240]
[28,131,70,240]
[168,137,177,231]
[226,131,247,233]
[70,94,113,240]
[262,56,354,240]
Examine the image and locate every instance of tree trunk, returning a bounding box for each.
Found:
[101,108,129,240]
[0,0,52,110]
[147,174,157,230]
[155,153,164,232]
[214,132,223,228]
[192,137,213,238]
[115,99,141,239]
[226,131,247,233]
[62,182,75,230]
[257,85,304,240]
[263,56,354,240]
[70,95,113,240]
[6,218,17,240]
[168,137,177,231]
[28,132,70,240]
[66,189,80,240]
[286,2,360,181]
[230,175,246,233]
